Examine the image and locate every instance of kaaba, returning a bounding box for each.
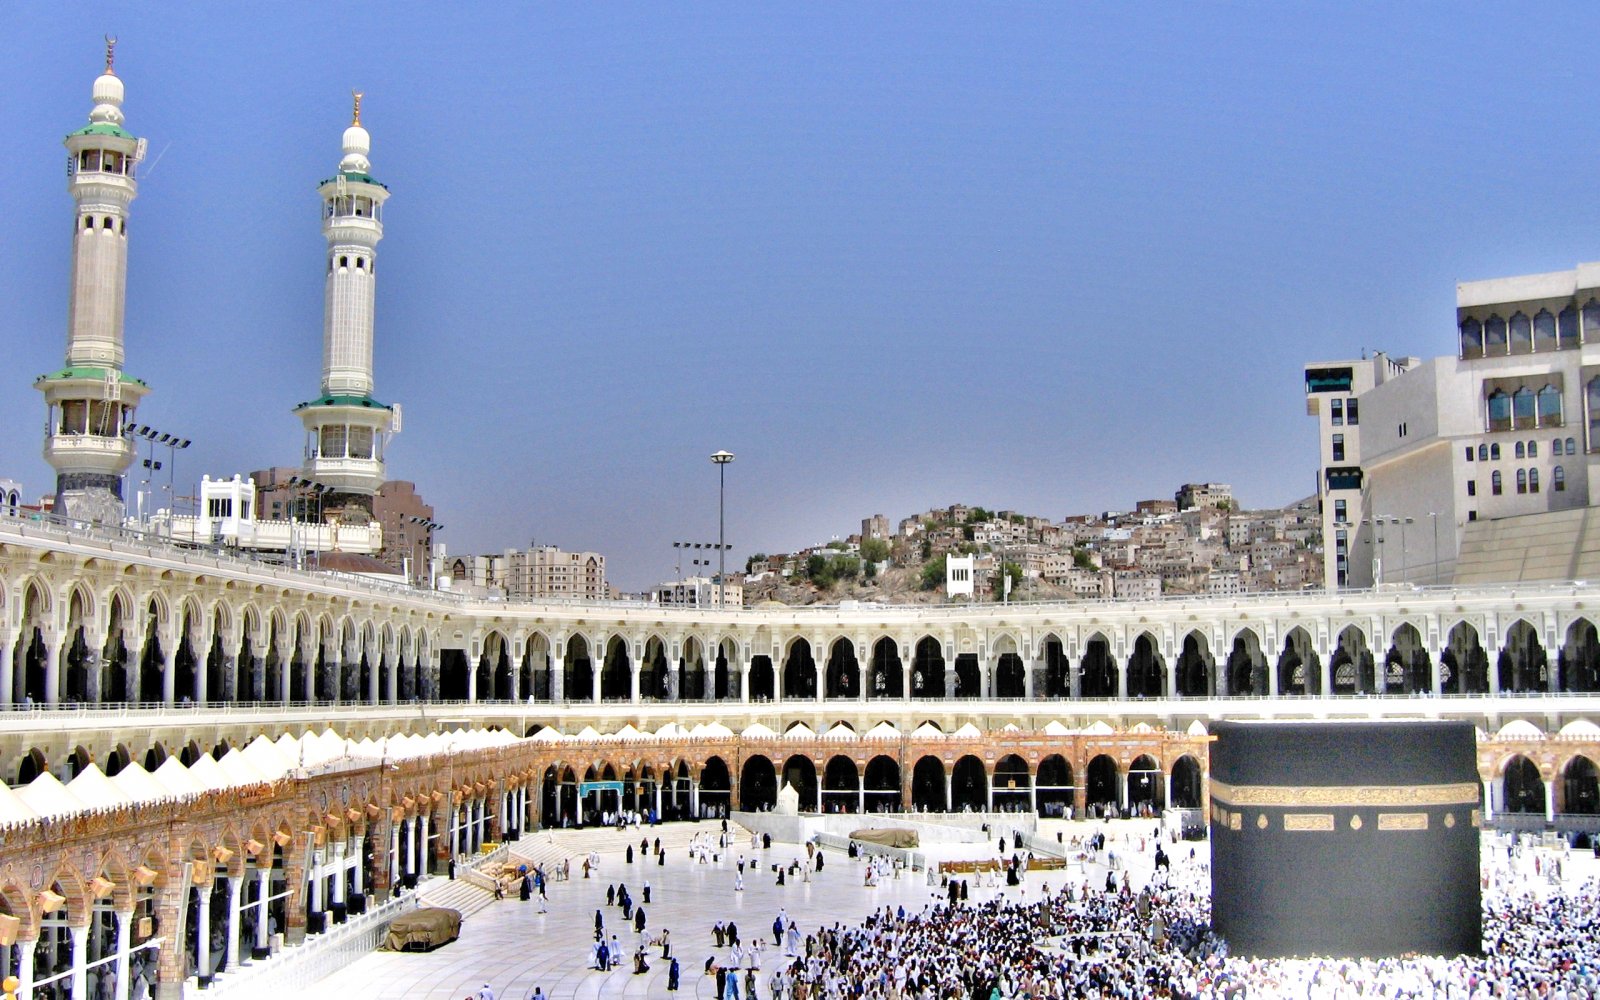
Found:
[1209,720,1481,958]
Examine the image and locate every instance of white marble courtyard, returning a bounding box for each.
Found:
[307,819,1180,1000]
[302,820,1591,1000]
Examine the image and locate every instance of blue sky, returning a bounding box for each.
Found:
[4,4,1598,589]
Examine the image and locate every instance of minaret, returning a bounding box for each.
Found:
[295,92,398,519]
[36,37,149,523]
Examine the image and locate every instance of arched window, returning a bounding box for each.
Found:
[1517,469,1528,494]
[339,256,349,268]
[1528,441,1538,458]
[1491,443,1502,460]
[1460,318,1484,358]
[1534,309,1558,350]
[1510,312,1532,353]
[101,216,114,230]
[1568,436,1578,454]
[1485,315,1508,354]
[1554,436,1565,456]
[355,257,364,269]
[1513,387,1536,429]
[1538,384,1563,427]
[1492,470,1503,495]
[1556,466,1567,492]
[83,216,93,230]
[1561,304,1582,347]
[1530,468,1540,493]
[1478,443,1489,461]
[1488,390,1512,432]
[1515,441,1525,460]
[1586,301,1600,344]
[1588,378,1600,444]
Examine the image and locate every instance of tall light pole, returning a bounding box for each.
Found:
[711,451,734,608]
[1428,512,1440,586]
[1396,516,1414,584]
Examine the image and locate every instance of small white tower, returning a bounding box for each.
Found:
[295,92,398,519]
[36,38,150,522]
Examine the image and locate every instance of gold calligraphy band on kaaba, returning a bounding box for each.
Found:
[1209,780,1479,808]
[1377,812,1429,831]
[1283,813,1334,832]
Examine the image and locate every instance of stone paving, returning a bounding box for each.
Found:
[301,819,1600,999]
[311,818,1179,1000]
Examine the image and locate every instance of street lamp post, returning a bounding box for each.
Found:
[1396,516,1414,584]
[1428,512,1440,585]
[710,451,734,608]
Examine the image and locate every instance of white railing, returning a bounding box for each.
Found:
[811,830,928,871]
[458,842,512,892]
[1017,830,1072,860]
[206,891,416,998]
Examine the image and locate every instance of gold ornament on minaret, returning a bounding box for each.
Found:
[104,35,117,75]
[352,89,363,126]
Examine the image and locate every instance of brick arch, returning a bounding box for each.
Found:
[0,872,39,941]
[44,858,90,927]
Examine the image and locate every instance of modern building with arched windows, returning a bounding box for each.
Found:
[1307,260,1600,590]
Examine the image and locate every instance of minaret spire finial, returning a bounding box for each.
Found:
[352,90,363,127]
[104,35,117,75]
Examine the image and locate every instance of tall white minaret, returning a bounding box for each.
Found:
[295,92,398,517]
[36,38,149,522]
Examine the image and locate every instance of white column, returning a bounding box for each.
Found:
[1483,779,1495,821]
[405,819,418,881]
[986,777,994,812]
[276,641,293,702]
[1118,774,1129,812]
[224,876,242,972]
[418,813,431,876]
[161,633,177,705]
[1028,782,1036,815]
[551,654,564,701]
[857,785,864,814]
[350,838,364,898]
[466,655,477,702]
[1024,658,1036,700]
[740,659,751,703]
[653,784,662,819]
[330,842,347,911]
[68,924,88,999]
[112,910,132,1000]
[253,870,271,957]
[630,663,641,704]
[196,885,212,979]
[447,805,458,859]
[0,638,14,707]
[309,852,325,918]
[1545,781,1556,823]
[690,780,700,818]
[13,937,33,999]
[43,640,60,705]
[389,822,401,887]
[1164,773,1173,811]
[944,773,952,811]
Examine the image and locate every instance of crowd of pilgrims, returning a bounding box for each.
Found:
[760,838,1600,1000]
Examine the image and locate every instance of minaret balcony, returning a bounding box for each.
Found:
[304,456,385,494]
[43,433,135,476]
